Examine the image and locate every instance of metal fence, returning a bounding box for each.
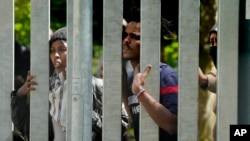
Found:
[0,0,243,141]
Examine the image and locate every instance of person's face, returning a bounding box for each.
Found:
[122,21,141,60]
[209,33,217,47]
[50,39,67,73]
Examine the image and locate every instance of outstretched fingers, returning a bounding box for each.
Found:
[29,80,38,90]
[27,72,37,90]
[142,65,152,79]
[17,71,38,96]
[132,64,152,94]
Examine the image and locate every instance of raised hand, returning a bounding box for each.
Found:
[17,71,38,96]
[132,64,152,95]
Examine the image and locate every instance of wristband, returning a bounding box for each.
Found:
[135,88,145,99]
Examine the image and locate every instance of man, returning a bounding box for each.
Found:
[122,12,178,141]
[198,29,217,141]
[199,29,217,93]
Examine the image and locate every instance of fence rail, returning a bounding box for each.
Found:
[30,0,50,140]
[178,0,199,140]
[0,0,13,140]
[0,0,244,141]
[103,0,123,140]
[217,0,239,141]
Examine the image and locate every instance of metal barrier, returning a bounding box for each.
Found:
[217,0,239,141]
[0,0,14,140]
[103,0,123,140]
[0,0,243,141]
[30,0,50,140]
[178,1,199,140]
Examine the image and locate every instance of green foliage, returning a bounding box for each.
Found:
[14,0,102,75]
[92,44,103,75]
[14,0,216,75]
[15,0,31,48]
[14,0,67,47]
[50,0,66,31]
[162,34,178,71]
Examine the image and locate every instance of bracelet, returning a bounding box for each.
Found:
[135,88,145,99]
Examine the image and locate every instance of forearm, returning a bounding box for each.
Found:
[11,90,29,117]
[206,73,217,93]
[199,67,217,92]
[137,91,177,134]
[199,69,208,89]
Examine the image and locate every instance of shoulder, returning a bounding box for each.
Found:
[92,76,103,94]
[160,63,178,86]
[160,63,178,77]
[92,76,103,87]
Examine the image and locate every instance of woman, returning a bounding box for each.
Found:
[11,27,105,141]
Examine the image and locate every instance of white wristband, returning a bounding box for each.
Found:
[135,88,145,99]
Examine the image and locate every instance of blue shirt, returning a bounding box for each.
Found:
[127,63,178,141]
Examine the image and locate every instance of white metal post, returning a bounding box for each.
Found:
[217,0,239,140]
[140,0,161,141]
[70,0,93,140]
[103,0,123,140]
[66,0,73,140]
[0,0,14,140]
[30,0,50,140]
[178,0,200,141]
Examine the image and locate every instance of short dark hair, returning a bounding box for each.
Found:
[123,6,173,43]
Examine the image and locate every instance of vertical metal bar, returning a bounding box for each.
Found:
[30,0,50,140]
[103,0,123,140]
[140,1,160,141]
[0,0,14,140]
[178,0,199,141]
[217,0,239,141]
[246,0,250,19]
[70,0,93,140]
[66,0,73,140]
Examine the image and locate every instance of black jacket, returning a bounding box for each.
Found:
[11,76,129,141]
[11,77,103,141]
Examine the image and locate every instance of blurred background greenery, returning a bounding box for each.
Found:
[15,0,217,74]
